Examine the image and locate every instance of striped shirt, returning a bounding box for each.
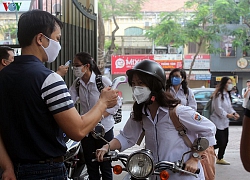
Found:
[0,55,74,161]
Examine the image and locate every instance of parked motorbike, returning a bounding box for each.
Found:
[63,76,128,179]
[64,134,89,180]
[92,136,209,180]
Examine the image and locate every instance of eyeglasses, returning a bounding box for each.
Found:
[72,64,83,68]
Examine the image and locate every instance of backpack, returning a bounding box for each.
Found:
[202,98,213,119]
[75,75,122,124]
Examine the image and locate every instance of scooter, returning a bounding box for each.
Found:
[64,134,89,180]
[63,76,128,179]
[92,137,209,180]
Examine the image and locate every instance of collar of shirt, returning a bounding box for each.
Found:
[79,71,96,87]
[170,85,184,94]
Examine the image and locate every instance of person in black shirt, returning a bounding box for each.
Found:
[0,10,118,179]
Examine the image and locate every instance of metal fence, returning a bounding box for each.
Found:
[3,0,97,88]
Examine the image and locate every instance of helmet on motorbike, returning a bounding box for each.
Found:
[126,60,166,90]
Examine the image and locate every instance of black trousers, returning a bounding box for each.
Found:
[81,127,114,180]
[214,127,229,160]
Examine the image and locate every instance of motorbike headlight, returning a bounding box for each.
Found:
[127,149,154,179]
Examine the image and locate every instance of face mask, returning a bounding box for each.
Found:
[132,86,151,104]
[227,84,233,91]
[41,35,61,63]
[73,66,86,78]
[171,77,182,86]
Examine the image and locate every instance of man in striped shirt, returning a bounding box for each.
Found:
[0,10,118,179]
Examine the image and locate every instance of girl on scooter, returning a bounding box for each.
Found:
[96,60,216,180]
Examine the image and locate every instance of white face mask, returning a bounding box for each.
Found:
[73,66,87,78]
[132,86,151,104]
[227,84,233,91]
[41,35,61,63]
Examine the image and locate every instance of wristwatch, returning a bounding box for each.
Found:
[192,152,201,159]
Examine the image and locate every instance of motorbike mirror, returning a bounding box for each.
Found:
[91,123,105,139]
[192,137,209,152]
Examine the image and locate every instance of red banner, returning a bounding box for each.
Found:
[111,55,183,74]
[111,55,154,74]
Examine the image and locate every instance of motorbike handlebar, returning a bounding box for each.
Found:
[182,163,200,174]
[154,161,199,178]
[92,151,128,162]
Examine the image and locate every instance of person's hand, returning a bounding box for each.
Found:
[227,113,236,119]
[2,168,16,180]
[99,87,118,109]
[96,144,109,162]
[234,113,240,120]
[184,157,199,174]
[56,65,69,77]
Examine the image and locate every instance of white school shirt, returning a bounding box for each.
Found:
[210,91,235,130]
[115,105,216,180]
[69,72,121,132]
[242,87,250,108]
[169,86,197,111]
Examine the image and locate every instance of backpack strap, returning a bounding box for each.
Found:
[95,74,104,92]
[185,88,189,106]
[75,78,80,96]
[169,106,193,149]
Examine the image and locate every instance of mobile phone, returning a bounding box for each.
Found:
[64,60,71,66]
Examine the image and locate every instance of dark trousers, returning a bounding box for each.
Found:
[81,127,114,180]
[214,128,229,160]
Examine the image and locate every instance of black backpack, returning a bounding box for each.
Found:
[75,75,122,124]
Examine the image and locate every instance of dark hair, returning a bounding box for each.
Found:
[128,71,180,121]
[75,52,101,75]
[213,76,232,101]
[17,10,63,48]
[166,68,189,95]
[0,46,14,60]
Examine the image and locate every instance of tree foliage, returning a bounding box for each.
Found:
[145,0,250,80]
[98,0,147,65]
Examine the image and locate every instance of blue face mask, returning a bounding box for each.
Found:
[171,77,182,86]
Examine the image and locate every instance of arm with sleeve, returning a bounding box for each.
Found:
[115,118,143,152]
[242,88,246,98]
[213,94,229,118]
[69,78,80,104]
[188,88,197,111]
[176,105,216,146]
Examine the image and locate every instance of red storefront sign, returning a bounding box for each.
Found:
[111,55,154,74]
[155,60,182,69]
[112,55,183,74]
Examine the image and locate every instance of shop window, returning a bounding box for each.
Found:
[220,35,236,57]
[243,37,250,57]
[124,27,143,36]
[188,42,206,54]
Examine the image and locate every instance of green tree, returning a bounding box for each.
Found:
[98,0,147,66]
[0,23,17,41]
[145,0,244,81]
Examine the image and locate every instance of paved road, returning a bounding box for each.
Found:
[112,104,250,179]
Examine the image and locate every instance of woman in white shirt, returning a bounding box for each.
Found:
[95,60,216,180]
[210,76,240,165]
[69,52,121,180]
[166,68,197,111]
